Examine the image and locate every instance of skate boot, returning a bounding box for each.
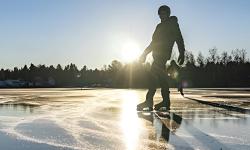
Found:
[137,101,153,111]
[154,100,170,111]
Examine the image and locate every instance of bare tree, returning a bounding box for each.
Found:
[196,52,205,67]
[185,50,195,65]
[239,49,247,63]
[208,47,219,63]
[220,51,232,65]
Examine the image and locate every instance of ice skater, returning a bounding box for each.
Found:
[137,5,185,111]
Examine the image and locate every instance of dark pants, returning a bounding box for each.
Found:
[146,61,170,104]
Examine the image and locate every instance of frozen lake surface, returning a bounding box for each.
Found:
[0,88,250,150]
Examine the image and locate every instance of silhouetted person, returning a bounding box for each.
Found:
[137,5,185,111]
[167,60,184,96]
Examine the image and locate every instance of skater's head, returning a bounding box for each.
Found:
[158,5,171,22]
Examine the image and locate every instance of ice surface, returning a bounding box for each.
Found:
[0,88,249,150]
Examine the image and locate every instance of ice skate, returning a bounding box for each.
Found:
[137,101,153,111]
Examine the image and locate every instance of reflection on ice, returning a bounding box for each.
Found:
[0,103,38,116]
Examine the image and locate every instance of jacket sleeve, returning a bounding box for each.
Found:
[142,24,159,56]
[172,17,185,55]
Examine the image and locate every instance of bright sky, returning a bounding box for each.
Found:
[0,0,250,69]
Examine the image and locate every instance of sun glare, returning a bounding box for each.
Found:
[121,40,141,62]
[120,91,141,150]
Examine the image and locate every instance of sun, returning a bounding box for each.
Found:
[121,40,141,62]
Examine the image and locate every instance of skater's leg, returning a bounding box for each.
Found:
[154,65,170,111]
[136,87,155,111]
[146,62,160,103]
[137,64,158,111]
[146,87,156,103]
[161,83,170,110]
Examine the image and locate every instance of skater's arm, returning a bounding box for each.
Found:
[142,24,159,56]
[176,26,185,56]
[141,42,153,56]
[139,40,154,63]
[139,25,158,63]
[139,47,151,63]
[172,16,185,65]
[171,16,185,54]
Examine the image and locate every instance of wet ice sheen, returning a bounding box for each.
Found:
[0,88,249,150]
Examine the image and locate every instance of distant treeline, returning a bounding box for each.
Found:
[0,48,250,88]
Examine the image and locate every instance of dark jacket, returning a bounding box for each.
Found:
[148,16,185,64]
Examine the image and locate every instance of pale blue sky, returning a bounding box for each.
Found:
[0,0,250,69]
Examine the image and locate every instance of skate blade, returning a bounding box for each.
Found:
[159,107,169,112]
[137,107,153,111]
